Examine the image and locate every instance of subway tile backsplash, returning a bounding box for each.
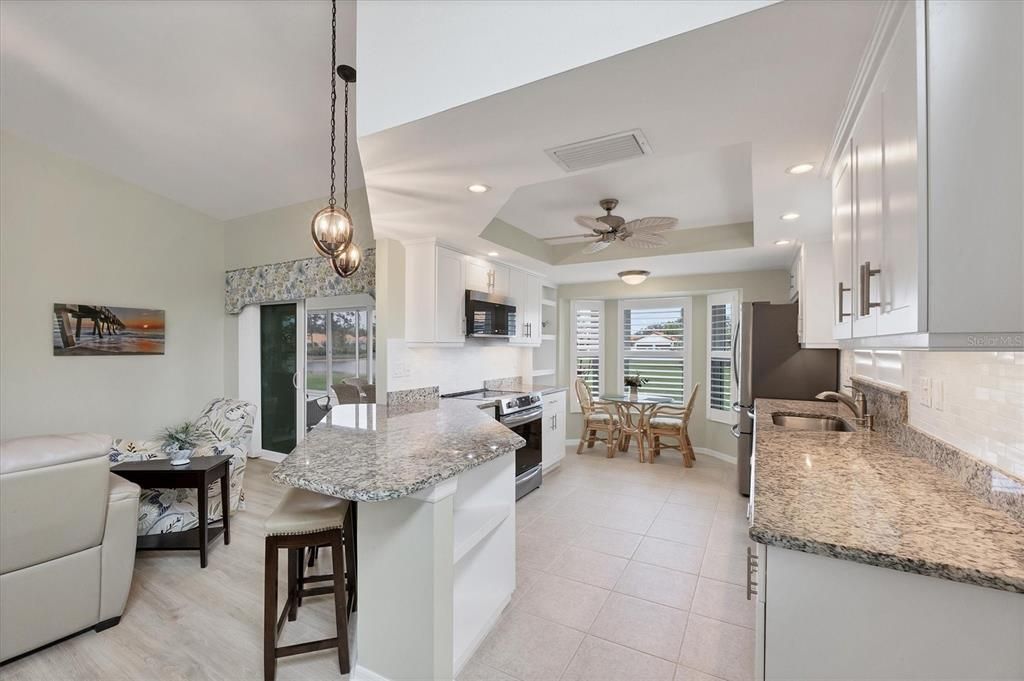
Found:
[841,351,1024,478]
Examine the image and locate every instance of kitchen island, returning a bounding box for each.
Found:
[272,398,524,681]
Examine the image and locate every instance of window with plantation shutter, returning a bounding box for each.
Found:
[707,291,738,423]
[618,298,691,402]
[570,300,603,410]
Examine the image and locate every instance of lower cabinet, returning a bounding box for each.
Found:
[753,544,1024,679]
[540,390,566,471]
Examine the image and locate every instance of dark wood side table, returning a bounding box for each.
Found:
[112,454,232,568]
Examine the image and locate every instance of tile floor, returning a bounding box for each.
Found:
[462,444,756,681]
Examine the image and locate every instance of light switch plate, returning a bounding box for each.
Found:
[919,377,932,407]
[933,379,944,411]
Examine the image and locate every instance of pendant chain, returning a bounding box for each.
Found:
[343,80,349,211]
[328,0,337,208]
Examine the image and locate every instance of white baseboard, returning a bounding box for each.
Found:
[351,665,390,681]
[694,447,737,465]
[453,594,511,677]
[248,449,286,463]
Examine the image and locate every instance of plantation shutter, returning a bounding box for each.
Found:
[620,298,689,402]
[572,300,603,407]
[707,291,738,422]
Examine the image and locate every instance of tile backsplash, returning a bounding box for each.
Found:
[841,350,1024,478]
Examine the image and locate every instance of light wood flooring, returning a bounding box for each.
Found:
[0,446,753,681]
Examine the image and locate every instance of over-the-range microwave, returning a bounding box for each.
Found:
[465,290,517,338]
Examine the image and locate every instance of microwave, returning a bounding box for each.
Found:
[465,290,517,338]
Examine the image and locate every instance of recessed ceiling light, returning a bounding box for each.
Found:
[780,212,800,221]
[775,239,793,246]
[467,184,490,193]
[618,270,650,285]
[786,163,815,175]
[487,251,499,257]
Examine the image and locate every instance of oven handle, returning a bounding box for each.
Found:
[500,407,544,428]
[516,466,542,484]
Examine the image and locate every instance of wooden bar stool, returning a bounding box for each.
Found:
[264,488,355,681]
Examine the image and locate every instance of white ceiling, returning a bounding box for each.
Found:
[0,0,363,221]
[497,143,753,240]
[359,0,882,284]
[356,0,776,136]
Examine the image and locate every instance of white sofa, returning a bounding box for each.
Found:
[0,433,140,662]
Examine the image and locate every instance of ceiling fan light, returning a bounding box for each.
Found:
[332,242,362,278]
[311,205,354,257]
[618,270,650,285]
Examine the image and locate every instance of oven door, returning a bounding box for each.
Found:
[499,406,543,493]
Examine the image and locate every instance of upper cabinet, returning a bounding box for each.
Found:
[404,239,546,348]
[827,0,1023,350]
[797,241,838,349]
[465,258,510,297]
[405,241,467,346]
[508,268,542,347]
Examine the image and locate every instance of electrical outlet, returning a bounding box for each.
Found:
[919,377,932,408]
[933,379,944,411]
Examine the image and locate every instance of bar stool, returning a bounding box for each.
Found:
[263,488,355,681]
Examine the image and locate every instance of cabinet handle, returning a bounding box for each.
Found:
[858,261,881,317]
[837,281,851,322]
[553,413,558,429]
[746,546,759,601]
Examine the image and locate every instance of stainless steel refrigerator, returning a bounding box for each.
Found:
[732,302,838,495]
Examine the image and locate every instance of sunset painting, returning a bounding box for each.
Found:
[53,304,165,356]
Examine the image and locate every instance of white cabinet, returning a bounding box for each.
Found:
[796,241,837,349]
[755,544,1024,680]
[465,258,510,297]
[541,390,566,471]
[508,268,542,347]
[827,0,1023,349]
[405,240,466,346]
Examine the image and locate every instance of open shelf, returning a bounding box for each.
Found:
[541,299,556,307]
[541,334,556,341]
[453,504,511,563]
[532,369,554,377]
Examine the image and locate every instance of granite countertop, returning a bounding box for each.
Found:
[271,399,525,502]
[750,398,1024,593]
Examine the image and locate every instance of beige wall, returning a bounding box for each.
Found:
[220,189,375,399]
[557,269,790,455]
[0,132,226,440]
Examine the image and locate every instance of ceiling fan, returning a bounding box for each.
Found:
[566,199,677,254]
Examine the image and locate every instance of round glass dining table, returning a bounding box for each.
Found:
[600,393,672,463]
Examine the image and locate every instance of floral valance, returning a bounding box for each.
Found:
[225,249,375,314]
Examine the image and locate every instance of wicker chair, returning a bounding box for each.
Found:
[574,378,620,456]
[332,383,363,405]
[647,383,701,467]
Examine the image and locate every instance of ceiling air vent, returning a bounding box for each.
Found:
[545,129,651,172]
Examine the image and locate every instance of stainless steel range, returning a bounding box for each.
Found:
[444,389,543,499]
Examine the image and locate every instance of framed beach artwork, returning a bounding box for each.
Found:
[52,304,165,356]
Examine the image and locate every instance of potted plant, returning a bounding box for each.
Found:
[160,421,201,466]
[623,374,648,400]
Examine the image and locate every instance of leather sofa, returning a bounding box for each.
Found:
[0,433,141,662]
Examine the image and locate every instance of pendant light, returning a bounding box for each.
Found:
[311,0,360,278]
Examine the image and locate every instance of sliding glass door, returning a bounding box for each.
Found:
[306,307,374,401]
[260,303,298,454]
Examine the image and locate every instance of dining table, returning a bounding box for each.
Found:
[600,393,672,463]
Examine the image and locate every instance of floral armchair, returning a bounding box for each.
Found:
[108,398,257,536]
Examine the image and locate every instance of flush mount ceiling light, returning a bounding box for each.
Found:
[618,270,650,285]
[467,184,491,193]
[775,239,793,246]
[311,0,360,278]
[786,163,815,175]
[780,212,800,221]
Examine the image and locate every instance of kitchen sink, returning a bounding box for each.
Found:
[771,413,854,432]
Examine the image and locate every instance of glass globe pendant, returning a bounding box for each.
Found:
[311,0,360,276]
[332,243,362,278]
[311,205,353,257]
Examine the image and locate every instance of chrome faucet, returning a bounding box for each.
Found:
[815,385,873,430]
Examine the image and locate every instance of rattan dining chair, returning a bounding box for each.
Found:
[332,383,363,405]
[574,378,621,456]
[647,383,701,467]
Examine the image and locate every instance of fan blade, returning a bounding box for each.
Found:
[623,232,668,249]
[575,215,611,233]
[582,239,613,254]
[540,234,592,242]
[621,217,677,234]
